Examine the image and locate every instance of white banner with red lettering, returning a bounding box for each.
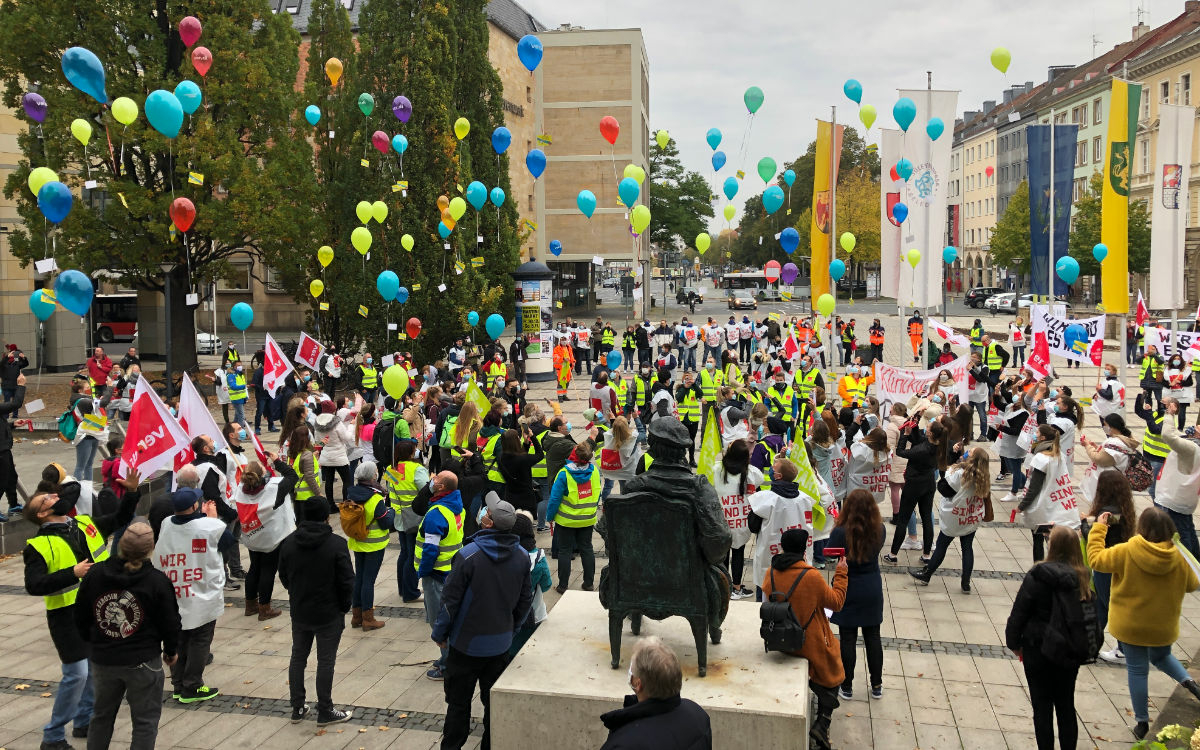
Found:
[926,317,971,348]
[873,358,970,411]
[1030,306,1105,364]
[262,333,294,398]
[294,331,324,370]
[120,376,190,479]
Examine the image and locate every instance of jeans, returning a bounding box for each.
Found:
[1093,570,1112,635]
[352,549,384,609]
[46,658,93,743]
[890,483,917,536]
[839,625,883,691]
[601,477,618,502]
[971,401,988,438]
[924,531,975,584]
[890,486,933,555]
[536,480,550,530]
[246,548,280,605]
[421,576,447,669]
[230,399,247,428]
[254,394,276,432]
[554,525,595,589]
[1148,456,1165,500]
[574,348,591,375]
[88,661,164,750]
[321,463,352,503]
[1013,345,1026,367]
[1023,647,1079,750]
[0,450,17,510]
[1157,503,1200,559]
[703,345,721,367]
[680,346,696,371]
[397,531,421,601]
[170,620,216,695]
[622,348,635,373]
[289,620,344,714]
[442,647,508,750]
[223,520,244,577]
[74,436,100,481]
[1002,455,1028,494]
[1123,642,1193,722]
[739,338,753,361]
[637,348,651,369]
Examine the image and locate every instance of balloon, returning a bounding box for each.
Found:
[942,246,958,264]
[599,116,620,145]
[517,34,543,72]
[27,167,58,196]
[618,177,640,207]
[111,97,138,126]
[655,130,670,149]
[490,187,505,207]
[449,197,467,221]
[61,47,107,105]
[441,209,455,229]
[1055,256,1080,285]
[762,185,785,215]
[926,117,945,141]
[437,195,450,212]
[317,245,333,267]
[355,201,372,224]
[892,202,909,224]
[549,239,563,256]
[438,222,452,239]
[896,157,914,181]
[391,134,408,154]
[777,262,797,285]
[706,128,722,150]
[406,317,422,340]
[907,248,921,268]
[191,47,212,77]
[304,105,321,126]
[623,164,646,184]
[145,90,184,138]
[37,182,72,224]
[744,86,765,114]
[722,177,739,201]
[382,365,410,397]
[526,149,546,178]
[1063,323,1089,356]
[723,204,736,222]
[401,234,414,252]
[817,294,835,317]
[468,310,480,327]
[991,47,1012,74]
[630,205,651,235]
[985,165,995,178]
[757,156,777,184]
[169,197,196,232]
[376,270,400,301]
[780,227,800,254]
[843,79,863,104]
[174,80,202,115]
[466,181,488,211]
[230,302,254,331]
[22,92,47,123]
[840,232,856,253]
[763,260,781,283]
[889,165,900,182]
[309,279,324,298]
[577,190,597,218]
[371,201,388,224]
[711,150,727,171]
[485,313,505,340]
[491,126,511,154]
[54,270,93,316]
[70,118,92,146]
[29,290,55,322]
[606,350,623,371]
[829,259,846,281]
[325,58,343,86]
[1092,243,1108,262]
[696,233,711,253]
[395,287,409,304]
[859,104,877,129]
[351,226,372,255]
[454,117,470,140]
[372,130,389,154]
[392,95,412,123]
[893,97,917,132]
[356,92,375,117]
[783,169,796,187]
[179,15,202,47]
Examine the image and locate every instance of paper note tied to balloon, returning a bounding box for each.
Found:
[319,302,329,311]
[186,293,199,306]
[34,258,58,274]
[438,284,447,292]
[593,256,604,266]
[358,305,368,318]
[24,398,45,415]
[387,323,398,331]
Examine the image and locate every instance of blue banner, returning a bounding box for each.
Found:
[1027,124,1079,297]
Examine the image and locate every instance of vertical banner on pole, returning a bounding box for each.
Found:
[1101,79,1142,314]
[1150,103,1195,310]
[1027,123,1079,297]
[879,128,904,301]
[809,120,844,304]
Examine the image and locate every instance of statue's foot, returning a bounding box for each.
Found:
[710,628,722,645]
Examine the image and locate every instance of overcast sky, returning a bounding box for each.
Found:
[517,0,1184,228]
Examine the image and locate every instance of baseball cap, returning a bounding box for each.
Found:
[484,491,517,532]
[172,488,203,513]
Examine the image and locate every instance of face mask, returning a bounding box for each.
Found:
[303,375,311,382]
[1048,389,1058,399]
[366,358,373,364]
[238,429,248,440]
[476,506,487,525]
[1010,394,1019,404]
[169,407,178,417]
[564,422,573,432]
[51,495,75,516]
[1050,403,1060,414]
[931,395,943,404]
[706,362,714,370]
[236,367,243,373]
[1106,370,1116,378]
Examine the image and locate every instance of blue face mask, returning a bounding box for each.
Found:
[169,407,178,417]
[1049,389,1058,399]
[564,422,574,432]
[476,506,487,525]
[1010,394,1019,404]
[1050,403,1060,414]
[238,429,248,440]
[303,375,311,382]
[366,358,373,364]
[931,395,943,404]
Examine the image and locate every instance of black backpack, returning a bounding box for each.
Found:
[1040,587,1103,666]
[372,414,396,468]
[760,568,818,653]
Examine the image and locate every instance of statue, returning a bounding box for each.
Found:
[598,417,732,676]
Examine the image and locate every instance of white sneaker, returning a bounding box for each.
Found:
[999,493,1017,503]
[1099,648,1125,664]
[900,537,922,550]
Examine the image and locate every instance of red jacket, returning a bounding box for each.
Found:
[87,356,113,385]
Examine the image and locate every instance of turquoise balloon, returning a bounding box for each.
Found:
[893,97,917,132]
[762,185,785,215]
[722,177,739,201]
[466,181,487,211]
[29,290,55,322]
[54,269,93,316]
[618,177,640,207]
[706,128,722,150]
[392,133,408,154]
[926,117,945,141]
[467,311,480,326]
[896,158,914,181]
[485,313,505,340]
[1092,243,1108,262]
[376,270,400,301]
[577,190,597,218]
[1055,256,1080,285]
[438,222,452,239]
[843,79,863,104]
[174,80,202,115]
[61,47,107,105]
[489,187,505,207]
[394,287,409,304]
[145,89,184,138]
[942,246,958,264]
[829,259,846,281]
[783,169,796,187]
[230,302,254,331]
[712,151,727,171]
[305,105,321,126]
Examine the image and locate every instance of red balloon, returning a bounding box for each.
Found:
[170,197,196,232]
[191,46,212,77]
[985,165,995,178]
[406,317,422,340]
[599,115,620,145]
[372,130,389,154]
[764,260,781,283]
[179,15,202,47]
[888,165,900,183]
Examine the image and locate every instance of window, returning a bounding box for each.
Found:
[285,2,299,13]
[1073,177,1087,201]
[1093,135,1104,163]
[1093,98,1103,125]
[340,0,354,7]
[1183,74,1192,105]
[1054,111,1068,124]
[217,263,251,292]
[526,86,532,104]
[1014,130,1021,146]
[1072,104,1087,124]
[1142,86,1151,121]
[266,267,287,293]
[1075,140,1087,167]
[1140,137,1149,174]
[528,194,534,212]
[1161,80,1171,103]
[1014,162,1021,180]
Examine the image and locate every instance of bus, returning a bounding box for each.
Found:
[92,294,138,343]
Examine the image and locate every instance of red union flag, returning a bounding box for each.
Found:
[1136,290,1149,327]
[294,331,324,370]
[1024,331,1052,381]
[173,374,226,474]
[263,333,295,397]
[121,376,189,478]
[247,429,276,476]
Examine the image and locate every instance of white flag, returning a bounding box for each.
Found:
[173,374,226,474]
[263,333,295,398]
[926,317,971,347]
[1150,103,1195,309]
[879,128,904,301]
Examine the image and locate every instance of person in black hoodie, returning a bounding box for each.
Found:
[599,636,712,750]
[0,373,26,518]
[74,522,180,750]
[279,496,354,727]
[883,418,949,564]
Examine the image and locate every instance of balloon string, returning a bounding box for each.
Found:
[168,142,175,199]
[182,233,192,290]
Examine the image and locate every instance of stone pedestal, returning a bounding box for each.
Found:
[490,591,809,749]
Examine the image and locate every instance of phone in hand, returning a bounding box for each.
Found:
[823,547,846,558]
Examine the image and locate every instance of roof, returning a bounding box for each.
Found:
[270,0,545,37]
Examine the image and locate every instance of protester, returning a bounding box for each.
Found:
[233,458,298,621]
[1154,413,1200,559]
[884,418,949,564]
[599,637,713,749]
[497,425,544,516]
[1,343,28,402]
[1082,470,1137,664]
[909,448,990,592]
[599,416,641,501]
[548,443,600,593]
[345,461,394,631]
[383,440,426,603]
[1078,414,1140,506]
[415,471,465,681]
[827,489,885,700]
[314,401,355,503]
[713,439,762,601]
[748,457,815,596]
[287,425,324,511]
[0,372,26,519]
[1017,424,1079,562]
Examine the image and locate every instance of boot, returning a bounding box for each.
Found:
[809,712,833,750]
[360,608,385,631]
[1183,679,1200,702]
[350,607,362,628]
[244,600,259,617]
[258,601,282,621]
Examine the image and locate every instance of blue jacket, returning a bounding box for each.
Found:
[416,489,464,580]
[547,462,596,522]
[431,528,533,657]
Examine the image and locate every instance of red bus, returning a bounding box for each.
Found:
[93,294,138,343]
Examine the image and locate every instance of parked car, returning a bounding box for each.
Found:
[727,290,758,310]
[1017,294,1071,312]
[836,278,867,294]
[196,331,222,355]
[965,286,1005,308]
[602,277,620,289]
[984,293,1015,313]
[676,286,704,304]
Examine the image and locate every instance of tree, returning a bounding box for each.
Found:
[648,136,714,253]
[1069,171,1151,278]
[0,0,318,370]
[835,171,880,276]
[990,181,1032,275]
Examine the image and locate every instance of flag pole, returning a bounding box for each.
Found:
[830,105,838,375]
[921,71,931,367]
[1049,108,1056,305]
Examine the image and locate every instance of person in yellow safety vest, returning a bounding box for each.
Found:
[414,471,465,679]
[750,417,786,491]
[1139,345,1166,409]
[385,441,427,604]
[969,319,984,355]
[547,443,600,592]
[840,318,857,366]
[226,362,249,429]
[767,371,795,426]
[482,353,508,385]
[723,353,745,388]
[794,356,825,401]
[837,363,876,408]
[1134,392,1171,498]
[614,373,629,406]
[477,415,506,492]
[810,318,826,368]
[982,334,1005,389]
[675,372,703,465]
[358,354,379,401]
[289,428,323,506]
[699,356,724,402]
[627,366,653,444]
[24,472,140,743]
[346,461,396,631]
[601,323,616,353]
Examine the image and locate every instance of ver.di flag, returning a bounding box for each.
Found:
[1101,79,1142,314]
[120,375,190,478]
[294,331,324,370]
[879,128,905,301]
[262,333,294,398]
[809,119,844,304]
[173,374,226,475]
[1150,103,1196,309]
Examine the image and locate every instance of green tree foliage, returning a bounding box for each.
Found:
[0,0,317,370]
[989,181,1031,275]
[648,136,714,254]
[1068,172,1150,277]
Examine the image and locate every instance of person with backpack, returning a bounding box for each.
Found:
[344,461,394,633]
[1005,526,1099,750]
[1078,414,1142,507]
[1088,507,1200,740]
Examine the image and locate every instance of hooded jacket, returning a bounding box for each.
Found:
[600,694,712,750]
[547,462,598,523]
[1005,561,1086,653]
[73,555,181,666]
[278,520,354,628]
[416,489,465,580]
[431,527,533,657]
[314,411,355,467]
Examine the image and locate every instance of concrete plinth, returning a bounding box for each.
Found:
[490,591,809,750]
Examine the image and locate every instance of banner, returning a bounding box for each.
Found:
[1150,103,1196,309]
[926,317,971,347]
[1145,326,1200,361]
[294,331,324,370]
[879,128,904,300]
[873,358,970,411]
[809,119,844,303]
[1029,305,1105,364]
[120,376,190,479]
[172,374,226,474]
[1026,123,1079,297]
[1101,79,1141,314]
[262,333,294,398]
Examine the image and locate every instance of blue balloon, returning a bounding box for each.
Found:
[926,117,945,142]
[896,158,914,181]
[1093,243,1109,262]
[711,150,727,172]
[37,181,73,224]
[577,190,597,218]
[485,313,505,340]
[466,181,488,211]
[722,177,739,201]
[491,126,511,155]
[779,227,800,254]
[606,350,622,371]
[438,222,452,239]
[618,177,640,208]
[526,149,546,179]
[517,34,543,72]
[843,79,863,104]
[942,246,958,264]
[762,185,785,215]
[394,287,410,304]
[892,202,909,224]
[54,269,93,317]
[376,270,400,301]
[145,90,184,138]
[893,97,917,132]
[490,187,505,207]
[829,259,846,281]
[1064,323,1089,356]
[230,302,254,331]
[61,47,107,105]
[304,105,321,126]
[706,128,722,151]
[391,133,408,154]
[783,169,796,187]
[467,310,480,327]
[29,290,55,322]
[174,80,202,116]
[1056,256,1080,285]
[549,239,563,256]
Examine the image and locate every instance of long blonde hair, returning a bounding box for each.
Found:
[454,401,480,446]
[1036,424,1061,457]
[611,416,633,446]
[958,447,991,497]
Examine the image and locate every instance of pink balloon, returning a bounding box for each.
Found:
[764,260,781,283]
[191,46,212,77]
[179,16,202,47]
[372,130,389,154]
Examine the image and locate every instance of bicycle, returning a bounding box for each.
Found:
[149,364,212,405]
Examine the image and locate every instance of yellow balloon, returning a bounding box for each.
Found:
[840,232,856,253]
[28,167,59,195]
[454,117,470,140]
[325,58,343,86]
[111,97,138,126]
[448,196,467,221]
[317,245,334,267]
[437,195,450,212]
[859,104,877,130]
[371,200,388,223]
[355,201,372,224]
[623,164,646,185]
[401,234,414,252]
[309,279,324,298]
[71,118,92,146]
[817,293,835,317]
[655,130,670,149]
[351,226,372,255]
[696,232,711,253]
[907,248,922,268]
[630,205,651,235]
[723,204,736,222]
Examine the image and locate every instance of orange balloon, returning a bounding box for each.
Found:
[442,214,457,231]
[437,195,450,212]
[325,57,343,86]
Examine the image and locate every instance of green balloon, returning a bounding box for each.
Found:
[744,86,764,114]
[757,157,777,185]
[358,92,374,117]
